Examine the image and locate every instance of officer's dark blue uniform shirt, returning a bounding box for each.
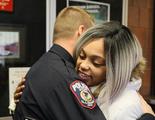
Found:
[14,44,106,120]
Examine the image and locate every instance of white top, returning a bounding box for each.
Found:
[95,79,144,120]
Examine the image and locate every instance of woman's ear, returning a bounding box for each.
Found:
[77,25,85,37]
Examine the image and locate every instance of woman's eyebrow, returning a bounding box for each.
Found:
[91,54,105,60]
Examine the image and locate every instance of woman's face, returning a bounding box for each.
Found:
[76,38,106,87]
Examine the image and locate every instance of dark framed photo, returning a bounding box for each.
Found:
[0,24,26,63]
[67,0,110,24]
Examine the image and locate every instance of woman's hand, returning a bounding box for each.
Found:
[14,78,25,104]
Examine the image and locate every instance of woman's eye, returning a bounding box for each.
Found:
[93,61,105,67]
[79,54,85,60]
[93,63,102,67]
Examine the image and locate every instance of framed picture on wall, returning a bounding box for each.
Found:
[67,0,110,24]
[0,24,26,63]
[0,31,20,59]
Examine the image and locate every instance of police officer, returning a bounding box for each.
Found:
[13,6,106,120]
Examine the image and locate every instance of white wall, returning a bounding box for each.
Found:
[46,0,56,51]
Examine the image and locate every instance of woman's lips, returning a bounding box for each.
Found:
[78,72,91,83]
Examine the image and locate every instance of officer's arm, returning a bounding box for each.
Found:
[137,113,155,120]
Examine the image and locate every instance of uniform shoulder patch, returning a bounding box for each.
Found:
[70,80,96,109]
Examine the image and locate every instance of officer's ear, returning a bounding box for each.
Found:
[77,25,85,37]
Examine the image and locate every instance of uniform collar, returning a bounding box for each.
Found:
[49,44,75,66]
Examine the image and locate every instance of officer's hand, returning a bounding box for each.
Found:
[14,78,25,104]
[138,93,155,116]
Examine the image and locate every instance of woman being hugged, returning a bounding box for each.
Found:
[74,21,154,120]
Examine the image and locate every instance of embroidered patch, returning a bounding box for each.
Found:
[70,80,96,109]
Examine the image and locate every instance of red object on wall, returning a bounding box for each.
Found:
[0,0,13,12]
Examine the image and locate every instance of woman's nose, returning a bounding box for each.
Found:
[79,60,90,71]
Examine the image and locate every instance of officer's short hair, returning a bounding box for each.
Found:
[53,6,94,41]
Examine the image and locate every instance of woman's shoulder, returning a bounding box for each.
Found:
[112,79,142,107]
[109,88,143,120]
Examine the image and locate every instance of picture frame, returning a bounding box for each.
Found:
[0,24,26,63]
[67,0,110,24]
